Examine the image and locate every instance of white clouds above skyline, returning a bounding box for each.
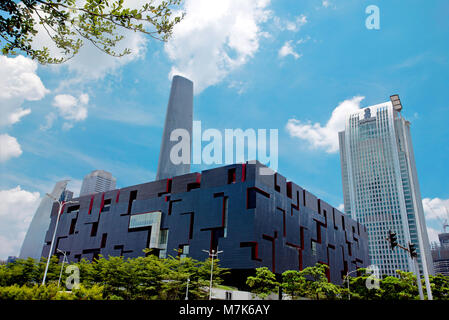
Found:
[278,40,302,60]
[274,14,308,32]
[165,0,271,94]
[286,96,365,153]
[0,134,23,163]
[0,56,49,127]
[49,93,89,130]
[0,186,41,259]
[423,197,449,221]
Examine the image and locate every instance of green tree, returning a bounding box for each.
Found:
[343,268,383,300]
[298,263,341,300]
[281,270,306,299]
[429,274,449,300]
[246,267,280,299]
[1,0,184,64]
[381,270,420,300]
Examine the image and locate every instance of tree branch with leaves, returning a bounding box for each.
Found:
[0,0,184,64]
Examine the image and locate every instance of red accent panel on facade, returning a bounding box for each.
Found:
[240,241,261,261]
[286,242,302,271]
[241,163,246,182]
[222,197,226,227]
[316,221,322,243]
[99,192,105,215]
[116,190,120,203]
[88,196,94,215]
[262,233,276,273]
[166,178,172,193]
[60,202,65,216]
[286,181,292,198]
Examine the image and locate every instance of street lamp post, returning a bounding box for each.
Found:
[185,278,190,300]
[202,248,223,300]
[344,269,359,300]
[57,249,68,288]
[42,193,77,286]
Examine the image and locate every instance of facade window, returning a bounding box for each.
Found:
[102,199,111,212]
[311,241,317,256]
[180,245,190,258]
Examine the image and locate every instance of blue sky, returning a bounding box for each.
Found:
[0,0,448,259]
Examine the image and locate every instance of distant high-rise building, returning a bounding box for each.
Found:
[19,180,72,260]
[339,95,433,278]
[79,170,116,196]
[432,233,449,276]
[156,75,193,181]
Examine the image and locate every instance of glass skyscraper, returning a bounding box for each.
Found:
[79,170,117,196]
[339,95,433,278]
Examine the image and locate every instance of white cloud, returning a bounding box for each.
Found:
[39,112,57,131]
[164,0,271,94]
[0,56,49,127]
[423,197,449,221]
[0,186,41,259]
[278,41,302,59]
[0,134,23,163]
[322,0,331,8]
[337,203,344,212]
[274,14,307,32]
[50,93,89,129]
[286,96,365,153]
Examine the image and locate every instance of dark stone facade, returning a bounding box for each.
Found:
[42,161,369,285]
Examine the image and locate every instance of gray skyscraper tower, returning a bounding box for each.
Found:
[339,95,433,280]
[156,75,193,181]
[19,180,72,260]
[79,170,116,196]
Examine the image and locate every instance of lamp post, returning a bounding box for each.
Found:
[185,278,190,300]
[57,249,68,288]
[202,248,223,300]
[344,269,359,300]
[42,193,77,285]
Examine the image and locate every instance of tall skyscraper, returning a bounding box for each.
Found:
[79,170,116,196]
[156,75,193,181]
[19,180,72,260]
[339,95,433,278]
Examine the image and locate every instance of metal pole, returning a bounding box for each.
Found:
[413,258,424,300]
[422,262,433,300]
[42,200,64,285]
[185,278,190,300]
[345,270,358,300]
[209,250,214,300]
[57,249,67,288]
[203,248,223,300]
[42,195,77,286]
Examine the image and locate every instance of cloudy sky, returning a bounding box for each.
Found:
[0,0,448,259]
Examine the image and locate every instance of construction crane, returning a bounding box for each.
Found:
[430,203,449,233]
[439,206,449,233]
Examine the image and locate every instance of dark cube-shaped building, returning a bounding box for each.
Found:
[42,161,369,285]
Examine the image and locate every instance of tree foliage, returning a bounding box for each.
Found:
[246,267,280,299]
[0,252,228,300]
[0,0,184,64]
[1,256,448,300]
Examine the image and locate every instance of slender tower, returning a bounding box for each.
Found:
[19,180,71,260]
[156,75,193,180]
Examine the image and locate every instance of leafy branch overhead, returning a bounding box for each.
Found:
[0,0,185,64]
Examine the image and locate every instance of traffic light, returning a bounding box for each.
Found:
[388,230,398,250]
[409,243,417,258]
